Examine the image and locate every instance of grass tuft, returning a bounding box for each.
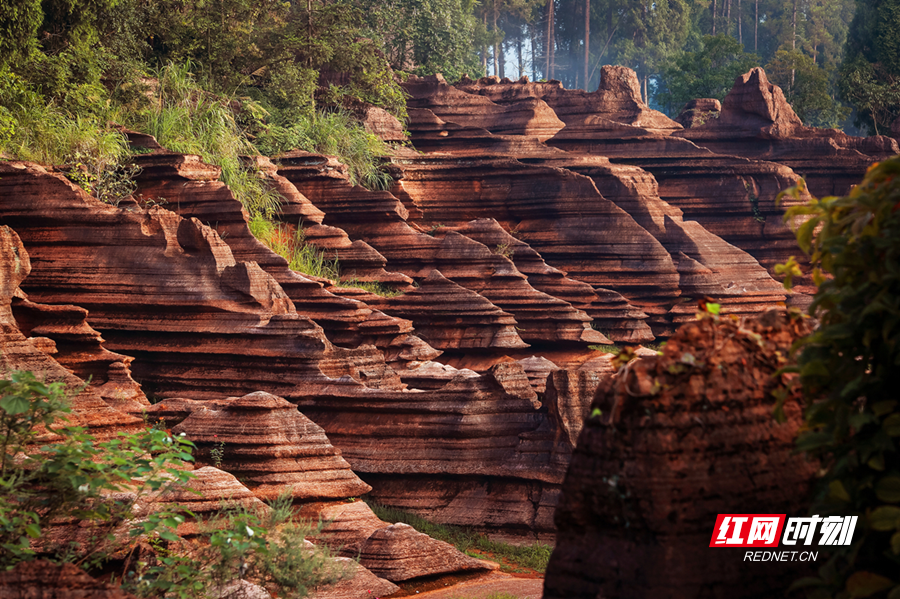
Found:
[134,62,281,219]
[367,502,552,574]
[257,110,393,191]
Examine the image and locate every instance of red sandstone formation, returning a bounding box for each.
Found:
[309,558,400,599]
[0,225,141,437]
[313,500,393,556]
[364,269,530,350]
[11,295,148,414]
[394,152,787,335]
[357,522,497,582]
[0,160,599,535]
[277,151,608,346]
[448,219,650,343]
[412,67,816,299]
[454,66,682,138]
[404,73,566,141]
[675,68,899,198]
[675,98,722,128]
[543,310,818,598]
[130,150,420,358]
[0,560,139,599]
[145,392,373,501]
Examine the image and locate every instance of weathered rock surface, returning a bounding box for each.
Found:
[357,522,496,582]
[154,391,373,501]
[543,310,818,599]
[675,68,899,198]
[448,219,648,343]
[0,560,139,599]
[363,269,529,350]
[278,151,608,346]
[0,224,141,437]
[131,151,418,357]
[313,500,392,556]
[454,67,682,138]
[11,295,148,414]
[405,73,566,141]
[675,98,721,128]
[309,558,400,599]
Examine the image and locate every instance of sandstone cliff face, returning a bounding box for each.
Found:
[676,68,899,198]
[0,224,141,437]
[543,310,818,599]
[0,158,604,536]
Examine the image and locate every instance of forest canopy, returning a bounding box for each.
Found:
[0,0,896,159]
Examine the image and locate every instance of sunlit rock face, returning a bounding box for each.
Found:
[0,63,884,546]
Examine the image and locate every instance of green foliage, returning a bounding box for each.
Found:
[0,372,345,597]
[367,502,552,573]
[253,219,400,296]
[779,157,900,597]
[659,34,760,115]
[765,48,849,128]
[0,371,197,570]
[256,110,392,191]
[840,0,900,134]
[133,62,281,219]
[126,498,346,599]
[839,57,900,137]
[364,0,484,81]
[0,0,41,66]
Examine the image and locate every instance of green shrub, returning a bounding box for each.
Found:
[780,157,900,598]
[132,62,282,219]
[126,497,347,599]
[0,370,347,597]
[0,371,196,569]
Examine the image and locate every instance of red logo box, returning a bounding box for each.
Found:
[709,514,786,547]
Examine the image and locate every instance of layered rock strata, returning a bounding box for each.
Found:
[131,151,421,357]
[393,151,786,335]
[0,224,141,437]
[675,68,899,198]
[277,151,608,346]
[147,392,373,501]
[0,560,138,599]
[0,162,595,534]
[543,310,818,599]
[357,523,496,582]
[363,269,529,350]
[429,67,814,290]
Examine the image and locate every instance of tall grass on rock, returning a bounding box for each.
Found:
[134,62,281,219]
[256,110,393,191]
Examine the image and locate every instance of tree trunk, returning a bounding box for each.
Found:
[754,0,758,51]
[584,0,590,90]
[517,34,524,78]
[737,0,742,45]
[482,11,488,72]
[726,0,731,36]
[493,2,500,77]
[545,0,552,79]
[548,0,555,79]
[712,0,717,34]
[531,24,537,80]
[791,0,797,89]
[643,73,648,104]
